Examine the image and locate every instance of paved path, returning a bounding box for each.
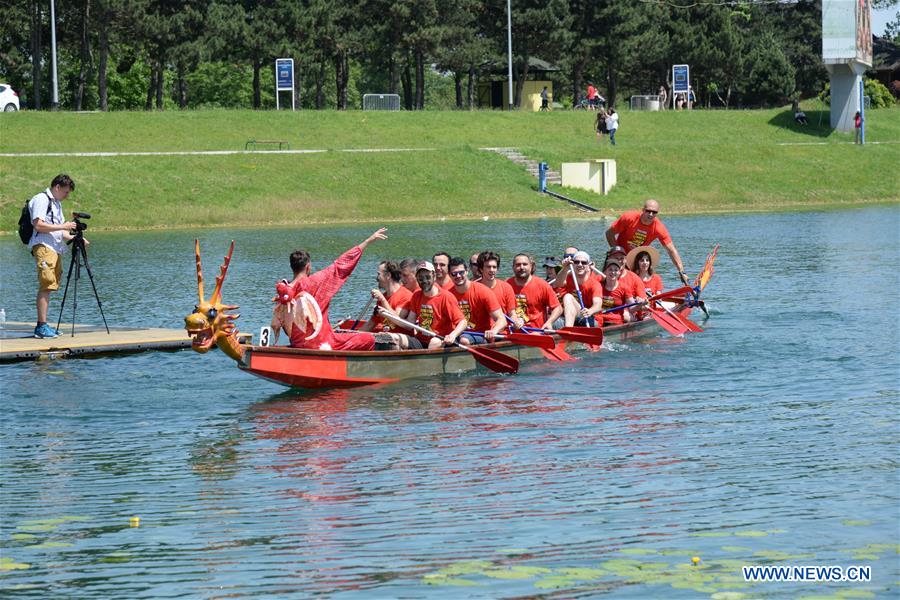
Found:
[0,148,437,158]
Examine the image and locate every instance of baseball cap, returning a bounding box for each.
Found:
[606,245,627,257]
[542,256,560,268]
[416,261,435,273]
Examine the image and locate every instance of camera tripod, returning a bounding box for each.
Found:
[56,231,110,336]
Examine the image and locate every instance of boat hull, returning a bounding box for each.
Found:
[237,306,695,390]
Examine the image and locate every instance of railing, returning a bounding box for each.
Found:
[363,94,401,111]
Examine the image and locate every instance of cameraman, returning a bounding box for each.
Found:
[27,174,81,339]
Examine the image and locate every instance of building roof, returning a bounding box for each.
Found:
[481,57,561,77]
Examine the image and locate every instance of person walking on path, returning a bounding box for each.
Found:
[540,86,550,111]
[28,174,78,339]
[854,111,862,144]
[606,109,619,145]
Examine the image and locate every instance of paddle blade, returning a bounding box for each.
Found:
[467,345,519,374]
[648,307,689,336]
[556,327,604,346]
[649,286,694,303]
[674,312,703,332]
[503,332,556,349]
[541,345,574,361]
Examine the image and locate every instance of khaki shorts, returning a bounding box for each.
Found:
[33,244,63,292]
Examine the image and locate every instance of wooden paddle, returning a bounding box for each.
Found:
[348,295,376,330]
[645,304,690,336]
[568,263,599,328]
[464,330,557,350]
[503,316,574,362]
[378,309,519,374]
[656,300,703,332]
[521,325,604,346]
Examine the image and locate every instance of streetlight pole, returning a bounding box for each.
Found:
[507,0,513,111]
[50,0,59,109]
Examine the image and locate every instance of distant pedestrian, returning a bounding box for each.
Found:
[540,86,550,111]
[606,109,619,145]
[658,85,667,110]
[854,111,862,144]
[595,107,608,141]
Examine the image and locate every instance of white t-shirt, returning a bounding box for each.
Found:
[28,189,67,254]
[606,113,619,131]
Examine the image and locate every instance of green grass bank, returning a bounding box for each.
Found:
[1,107,898,233]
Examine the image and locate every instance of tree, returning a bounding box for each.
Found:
[741,30,795,106]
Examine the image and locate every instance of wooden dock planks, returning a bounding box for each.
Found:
[0,322,250,363]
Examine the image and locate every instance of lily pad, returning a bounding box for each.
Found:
[721,546,752,553]
[691,532,730,538]
[434,560,493,576]
[0,557,31,571]
[422,574,479,586]
[711,593,749,600]
[26,541,73,549]
[558,567,606,579]
[99,552,132,563]
[11,534,38,542]
[842,520,872,527]
[482,569,534,580]
[734,530,768,538]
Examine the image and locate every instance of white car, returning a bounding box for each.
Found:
[0,84,21,111]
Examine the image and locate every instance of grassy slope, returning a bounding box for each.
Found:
[0,107,897,232]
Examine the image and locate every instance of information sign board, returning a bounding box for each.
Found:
[275,58,295,110]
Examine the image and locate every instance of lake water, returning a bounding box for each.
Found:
[1,208,898,598]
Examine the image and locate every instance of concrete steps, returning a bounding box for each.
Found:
[482,147,562,185]
[481,147,598,212]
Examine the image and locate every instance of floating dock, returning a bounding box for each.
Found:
[0,322,250,363]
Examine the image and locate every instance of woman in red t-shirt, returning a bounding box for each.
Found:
[600,259,640,326]
[626,246,663,297]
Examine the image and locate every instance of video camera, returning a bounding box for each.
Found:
[72,211,91,233]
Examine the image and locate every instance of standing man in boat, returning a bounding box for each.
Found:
[390,261,467,349]
[605,199,691,286]
[286,228,387,351]
[477,251,522,329]
[447,257,506,344]
[507,253,563,330]
[432,252,454,290]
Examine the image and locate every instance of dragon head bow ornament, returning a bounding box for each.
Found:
[184,240,245,362]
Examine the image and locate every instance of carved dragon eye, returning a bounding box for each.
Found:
[207,308,218,319]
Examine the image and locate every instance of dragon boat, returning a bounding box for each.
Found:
[184,242,717,390]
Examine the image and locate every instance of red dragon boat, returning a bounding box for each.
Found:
[184,242,717,390]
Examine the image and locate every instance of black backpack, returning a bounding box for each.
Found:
[17,193,51,244]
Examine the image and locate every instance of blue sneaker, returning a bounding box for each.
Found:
[34,323,59,338]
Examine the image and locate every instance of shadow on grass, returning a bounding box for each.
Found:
[768,110,833,138]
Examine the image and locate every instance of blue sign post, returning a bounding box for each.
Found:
[858,78,865,145]
[672,64,690,110]
[275,58,295,110]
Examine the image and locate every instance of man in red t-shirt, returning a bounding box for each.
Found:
[553,251,603,327]
[432,252,454,290]
[393,261,467,349]
[507,253,563,329]
[477,250,522,329]
[447,257,506,344]
[361,260,413,333]
[606,199,691,286]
